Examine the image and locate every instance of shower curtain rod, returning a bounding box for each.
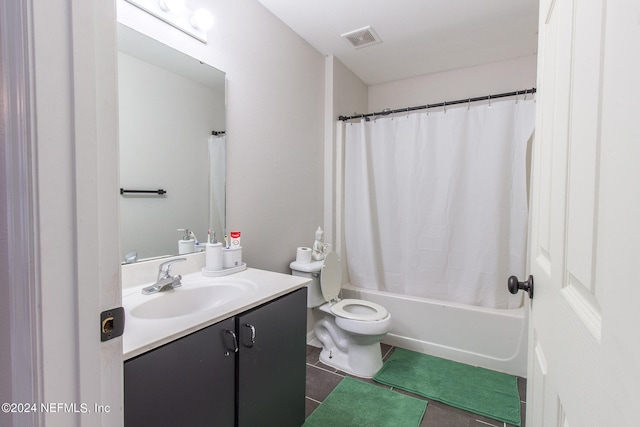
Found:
[338,87,537,121]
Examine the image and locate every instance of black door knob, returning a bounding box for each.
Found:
[508,275,534,299]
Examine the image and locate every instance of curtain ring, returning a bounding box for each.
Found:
[515,90,519,104]
[467,98,471,111]
[488,95,492,108]
[444,101,447,114]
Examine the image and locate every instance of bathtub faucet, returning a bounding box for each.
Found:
[142,258,186,295]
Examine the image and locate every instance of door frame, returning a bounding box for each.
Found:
[1,1,40,424]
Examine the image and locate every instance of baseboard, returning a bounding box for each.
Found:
[306,331,321,347]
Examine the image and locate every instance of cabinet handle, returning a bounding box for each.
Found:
[223,329,238,356]
[243,323,256,348]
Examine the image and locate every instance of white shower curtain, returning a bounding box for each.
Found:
[343,100,536,309]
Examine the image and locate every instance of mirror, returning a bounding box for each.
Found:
[117,24,226,263]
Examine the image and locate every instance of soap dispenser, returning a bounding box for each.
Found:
[177,228,195,254]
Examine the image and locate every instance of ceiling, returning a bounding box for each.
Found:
[256,0,539,86]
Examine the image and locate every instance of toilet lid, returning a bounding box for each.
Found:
[330,299,389,321]
[320,251,342,302]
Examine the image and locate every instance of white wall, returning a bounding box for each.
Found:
[368,55,537,113]
[117,0,326,272]
[329,56,369,126]
[324,55,368,248]
[307,55,368,335]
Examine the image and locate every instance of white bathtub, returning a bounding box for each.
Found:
[341,284,529,378]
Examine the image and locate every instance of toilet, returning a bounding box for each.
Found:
[290,251,392,378]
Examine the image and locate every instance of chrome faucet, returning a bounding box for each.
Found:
[142,258,187,295]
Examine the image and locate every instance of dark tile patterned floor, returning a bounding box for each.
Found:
[305,344,526,427]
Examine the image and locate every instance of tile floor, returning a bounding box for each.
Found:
[305,344,526,427]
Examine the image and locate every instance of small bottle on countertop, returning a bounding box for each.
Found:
[205,230,223,271]
[230,231,241,249]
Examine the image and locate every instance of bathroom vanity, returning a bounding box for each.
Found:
[121,264,309,427]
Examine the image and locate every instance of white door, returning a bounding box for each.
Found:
[526,0,640,426]
[1,1,123,426]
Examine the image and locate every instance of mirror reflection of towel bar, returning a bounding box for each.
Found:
[120,188,166,195]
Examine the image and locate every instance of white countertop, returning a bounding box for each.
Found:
[122,268,310,360]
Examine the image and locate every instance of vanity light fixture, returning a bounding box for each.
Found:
[191,8,214,30]
[158,0,185,12]
[125,0,212,43]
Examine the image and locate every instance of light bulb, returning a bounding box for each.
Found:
[191,8,214,30]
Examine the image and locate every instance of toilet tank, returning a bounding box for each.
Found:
[290,260,325,308]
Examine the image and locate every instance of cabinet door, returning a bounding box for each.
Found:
[124,317,236,427]
[237,288,307,427]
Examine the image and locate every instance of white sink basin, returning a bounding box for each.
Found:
[129,278,257,320]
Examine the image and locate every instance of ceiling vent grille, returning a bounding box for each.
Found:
[341,26,382,49]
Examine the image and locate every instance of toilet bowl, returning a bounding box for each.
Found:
[290,252,392,378]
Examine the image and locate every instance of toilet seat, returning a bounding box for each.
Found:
[329,299,389,321]
[319,252,389,321]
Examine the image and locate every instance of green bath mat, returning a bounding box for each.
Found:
[374,348,521,426]
[304,376,427,427]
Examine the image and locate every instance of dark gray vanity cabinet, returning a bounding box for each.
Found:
[124,287,307,427]
[124,317,236,427]
[237,287,307,427]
